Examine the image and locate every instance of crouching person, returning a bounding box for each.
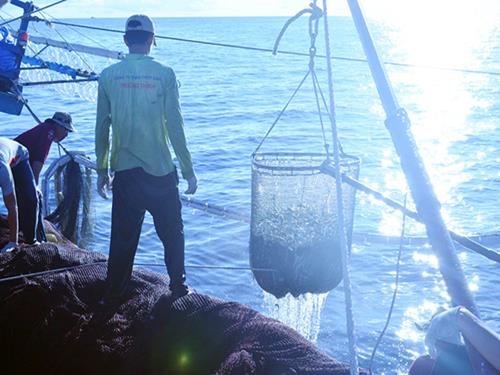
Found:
[0,137,39,252]
[14,111,76,242]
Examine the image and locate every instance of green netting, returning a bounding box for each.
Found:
[250,152,360,298]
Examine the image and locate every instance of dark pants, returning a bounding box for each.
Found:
[106,168,185,298]
[12,159,38,244]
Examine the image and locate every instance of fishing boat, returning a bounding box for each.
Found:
[0,0,499,373]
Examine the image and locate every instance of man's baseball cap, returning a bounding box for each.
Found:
[125,14,155,34]
[51,112,75,132]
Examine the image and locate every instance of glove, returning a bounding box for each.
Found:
[0,241,17,253]
[425,306,463,358]
[97,173,112,199]
[184,175,198,195]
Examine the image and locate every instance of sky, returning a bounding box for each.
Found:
[2,0,498,21]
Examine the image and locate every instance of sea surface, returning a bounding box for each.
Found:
[1,11,499,374]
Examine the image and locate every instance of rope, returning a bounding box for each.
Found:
[181,196,250,223]
[0,260,275,284]
[0,261,106,283]
[320,163,500,263]
[135,263,275,272]
[312,70,346,156]
[0,0,67,27]
[272,8,315,55]
[9,82,43,123]
[252,70,310,155]
[10,83,76,163]
[307,3,331,159]
[311,67,330,157]
[27,19,500,77]
[37,11,95,73]
[321,1,359,373]
[368,195,407,371]
[56,141,74,161]
[254,1,324,155]
[38,10,112,52]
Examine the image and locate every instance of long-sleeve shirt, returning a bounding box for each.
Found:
[95,53,194,179]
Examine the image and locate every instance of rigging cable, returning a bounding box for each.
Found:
[40,148,499,259]
[368,194,407,372]
[36,10,96,73]
[9,81,76,163]
[0,0,67,27]
[252,70,310,154]
[321,1,359,373]
[0,13,41,59]
[0,260,275,284]
[27,19,500,77]
[253,1,326,155]
[10,81,43,122]
[39,10,114,52]
[0,14,68,79]
[307,3,331,158]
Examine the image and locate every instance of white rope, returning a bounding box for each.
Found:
[321,0,359,373]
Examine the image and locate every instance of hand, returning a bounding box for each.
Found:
[97,173,113,199]
[184,175,198,195]
[425,306,463,358]
[0,241,17,253]
[36,186,43,199]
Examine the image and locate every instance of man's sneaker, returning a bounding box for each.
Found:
[170,284,192,299]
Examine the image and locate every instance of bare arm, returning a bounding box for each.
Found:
[31,160,43,185]
[457,307,500,370]
[3,192,18,244]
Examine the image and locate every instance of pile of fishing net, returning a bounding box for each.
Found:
[0,224,367,374]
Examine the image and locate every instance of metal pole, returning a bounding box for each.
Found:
[322,1,359,374]
[346,0,477,315]
[345,0,495,373]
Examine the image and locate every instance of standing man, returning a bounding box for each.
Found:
[95,14,197,301]
[0,137,39,252]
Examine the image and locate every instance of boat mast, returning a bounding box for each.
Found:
[10,0,34,70]
[344,0,497,373]
[345,0,477,315]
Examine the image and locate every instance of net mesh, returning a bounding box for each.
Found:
[45,159,94,247]
[19,40,115,102]
[0,241,368,374]
[250,153,360,298]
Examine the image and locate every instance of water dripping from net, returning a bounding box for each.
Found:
[263,291,328,342]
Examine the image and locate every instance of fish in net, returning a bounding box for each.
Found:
[250,153,360,298]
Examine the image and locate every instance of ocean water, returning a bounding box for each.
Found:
[1,12,499,374]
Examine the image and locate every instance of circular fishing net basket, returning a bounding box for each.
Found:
[42,154,94,247]
[250,152,360,298]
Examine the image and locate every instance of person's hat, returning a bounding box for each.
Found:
[125,14,155,34]
[51,112,75,132]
